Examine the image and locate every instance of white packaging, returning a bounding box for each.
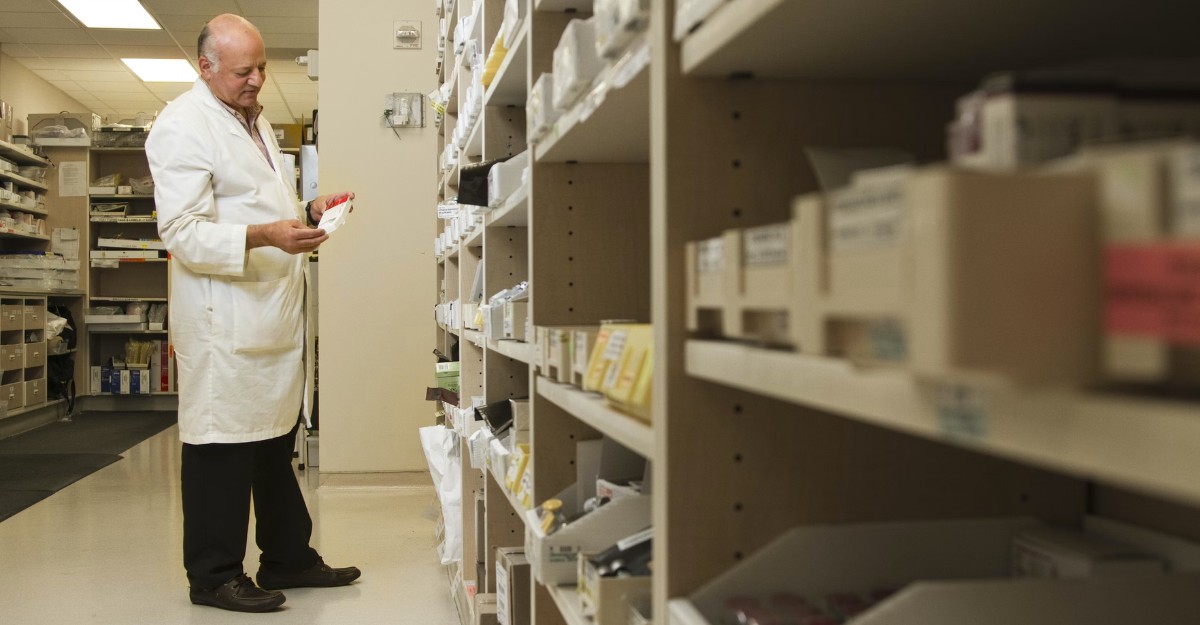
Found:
[1012,526,1165,579]
[552,18,605,112]
[488,150,530,207]
[595,0,650,58]
[527,73,561,142]
[673,0,725,41]
[499,0,524,49]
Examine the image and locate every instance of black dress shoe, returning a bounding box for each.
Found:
[257,558,362,590]
[189,574,286,613]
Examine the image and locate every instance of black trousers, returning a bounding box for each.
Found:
[181,424,320,590]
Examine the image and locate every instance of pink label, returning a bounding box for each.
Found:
[1106,244,1200,346]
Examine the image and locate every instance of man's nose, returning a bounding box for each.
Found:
[248,69,264,87]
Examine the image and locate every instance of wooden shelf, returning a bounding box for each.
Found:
[534,0,593,11]
[0,169,49,192]
[687,339,1200,507]
[484,19,530,107]
[681,0,1200,80]
[489,337,532,364]
[87,329,168,334]
[0,287,83,296]
[488,184,529,227]
[89,147,146,153]
[89,217,156,223]
[90,194,153,200]
[0,199,49,216]
[535,37,651,164]
[465,116,484,160]
[545,584,589,625]
[537,378,654,459]
[0,139,51,166]
[0,228,49,240]
[89,296,167,302]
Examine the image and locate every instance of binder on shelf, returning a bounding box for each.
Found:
[90,250,162,259]
[97,237,166,251]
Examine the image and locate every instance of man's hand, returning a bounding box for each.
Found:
[307,191,356,223]
[247,219,328,254]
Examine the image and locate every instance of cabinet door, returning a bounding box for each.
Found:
[24,379,43,406]
[24,341,47,369]
[0,306,22,331]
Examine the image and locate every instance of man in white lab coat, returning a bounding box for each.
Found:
[147,14,359,613]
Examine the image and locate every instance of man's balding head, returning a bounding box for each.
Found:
[197,14,267,112]
[198,14,263,72]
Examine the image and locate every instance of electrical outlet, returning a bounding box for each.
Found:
[394,20,421,49]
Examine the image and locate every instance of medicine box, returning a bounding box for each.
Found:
[570,328,600,388]
[578,555,651,624]
[473,593,498,625]
[798,165,1098,385]
[527,73,560,142]
[542,326,597,384]
[436,361,461,394]
[1011,526,1164,579]
[503,301,528,341]
[495,548,530,625]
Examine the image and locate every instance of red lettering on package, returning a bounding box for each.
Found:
[1105,244,1200,346]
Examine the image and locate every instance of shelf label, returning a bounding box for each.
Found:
[1171,146,1200,236]
[743,224,790,266]
[936,383,989,440]
[697,238,724,273]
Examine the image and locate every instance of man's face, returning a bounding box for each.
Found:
[199,32,266,111]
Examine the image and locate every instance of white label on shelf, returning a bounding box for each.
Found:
[936,383,989,440]
[697,238,723,273]
[743,224,790,266]
[829,179,906,252]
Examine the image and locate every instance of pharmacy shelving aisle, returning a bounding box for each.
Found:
[432,2,1200,625]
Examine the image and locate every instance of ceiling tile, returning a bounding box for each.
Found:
[103,45,188,59]
[239,0,318,18]
[0,12,74,29]
[147,84,191,98]
[14,58,53,70]
[87,29,178,46]
[43,58,128,72]
[74,81,148,92]
[262,33,317,49]
[0,0,61,12]
[25,43,107,57]
[141,0,240,16]
[33,68,69,81]
[0,43,38,57]
[0,27,11,40]
[63,70,140,82]
[249,16,317,34]
[1,28,89,45]
[46,79,81,91]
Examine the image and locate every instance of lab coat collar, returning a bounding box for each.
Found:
[192,79,280,174]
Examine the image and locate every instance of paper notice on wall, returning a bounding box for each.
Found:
[59,161,86,197]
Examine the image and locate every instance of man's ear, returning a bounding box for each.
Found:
[198,56,213,78]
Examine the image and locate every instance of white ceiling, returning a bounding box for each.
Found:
[0,0,318,124]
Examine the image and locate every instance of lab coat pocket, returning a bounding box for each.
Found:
[230,274,303,354]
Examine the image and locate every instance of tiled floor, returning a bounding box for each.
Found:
[0,423,459,625]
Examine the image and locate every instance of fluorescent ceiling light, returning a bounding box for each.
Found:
[123,59,198,82]
[59,0,160,29]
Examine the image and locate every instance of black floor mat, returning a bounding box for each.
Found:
[0,411,176,456]
[0,453,120,491]
[0,411,177,522]
[0,490,53,522]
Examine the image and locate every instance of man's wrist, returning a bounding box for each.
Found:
[305,200,316,225]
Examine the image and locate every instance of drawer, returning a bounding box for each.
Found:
[1,344,24,371]
[24,306,44,329]
[24,341,46,368]
[0,382,23,409]
[0,306,21,331]
[24,379,43,406]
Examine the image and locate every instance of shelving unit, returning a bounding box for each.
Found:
[0,142,84,421]
[434,2,1200,625]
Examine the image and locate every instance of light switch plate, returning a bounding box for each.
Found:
[394,20,421,49]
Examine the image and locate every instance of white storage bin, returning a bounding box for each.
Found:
[552,18,605,112]
[487,150,530,207]
[595,0,650,58]
[527,73,561,142]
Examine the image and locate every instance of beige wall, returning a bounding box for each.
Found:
[317,0,437,471]
[0,52,92,136]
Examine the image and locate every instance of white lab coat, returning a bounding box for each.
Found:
[147,79,312,445]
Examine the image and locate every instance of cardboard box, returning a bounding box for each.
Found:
[473,593,498,625]
[579,555,651,623]
[503,301,528,341]
[436,361,461,394]
[495,548,531,625]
